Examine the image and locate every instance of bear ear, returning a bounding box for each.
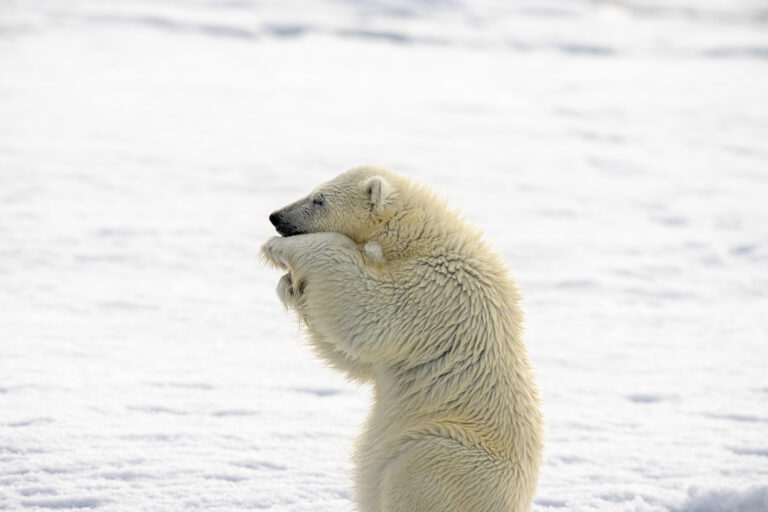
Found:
[364,176,397,211]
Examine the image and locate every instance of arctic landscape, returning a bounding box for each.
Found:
[1,0,767,510]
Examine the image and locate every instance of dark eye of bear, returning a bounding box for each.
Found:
[313,196,324,206]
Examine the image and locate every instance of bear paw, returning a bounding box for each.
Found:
[277,272,305,309]
[261,236,290,270]
[363,241,384,264]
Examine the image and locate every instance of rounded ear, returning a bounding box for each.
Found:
[363,176,397,211]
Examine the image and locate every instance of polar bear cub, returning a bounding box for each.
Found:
[262,166,543,512]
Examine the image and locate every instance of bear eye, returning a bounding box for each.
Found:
[312,195,325,206]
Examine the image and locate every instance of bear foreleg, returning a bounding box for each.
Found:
[262,233,394,366]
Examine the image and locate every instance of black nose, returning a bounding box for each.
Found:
[269,212,280,227]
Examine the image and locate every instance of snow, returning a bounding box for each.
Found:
[1,0,767,511]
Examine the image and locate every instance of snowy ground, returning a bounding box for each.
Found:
[1,1,768,511]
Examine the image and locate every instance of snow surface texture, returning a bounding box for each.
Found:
[1,1,768,511]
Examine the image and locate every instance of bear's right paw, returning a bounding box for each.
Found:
[277,272,305,308]
[363,241,384,264]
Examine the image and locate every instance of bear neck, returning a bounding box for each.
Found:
[367,198,471,262]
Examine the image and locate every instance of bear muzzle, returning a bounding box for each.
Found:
[269,211,305,237]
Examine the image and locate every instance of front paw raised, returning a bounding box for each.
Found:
[261,232,357,272]
[261,236,290,270]
[277,272,305,308]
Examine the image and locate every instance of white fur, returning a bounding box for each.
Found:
[363,241,383,264]
[262,166,543,512]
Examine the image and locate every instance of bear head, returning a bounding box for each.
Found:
[268,166,400,243]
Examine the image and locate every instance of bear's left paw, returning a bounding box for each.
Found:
[261,236,290,270]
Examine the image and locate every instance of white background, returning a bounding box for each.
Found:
[1,1,767,510]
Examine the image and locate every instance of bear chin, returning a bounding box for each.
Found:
[276,227,305,237]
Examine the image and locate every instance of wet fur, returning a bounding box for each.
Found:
[262,167,543,512]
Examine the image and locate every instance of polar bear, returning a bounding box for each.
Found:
[261,166,543,512]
